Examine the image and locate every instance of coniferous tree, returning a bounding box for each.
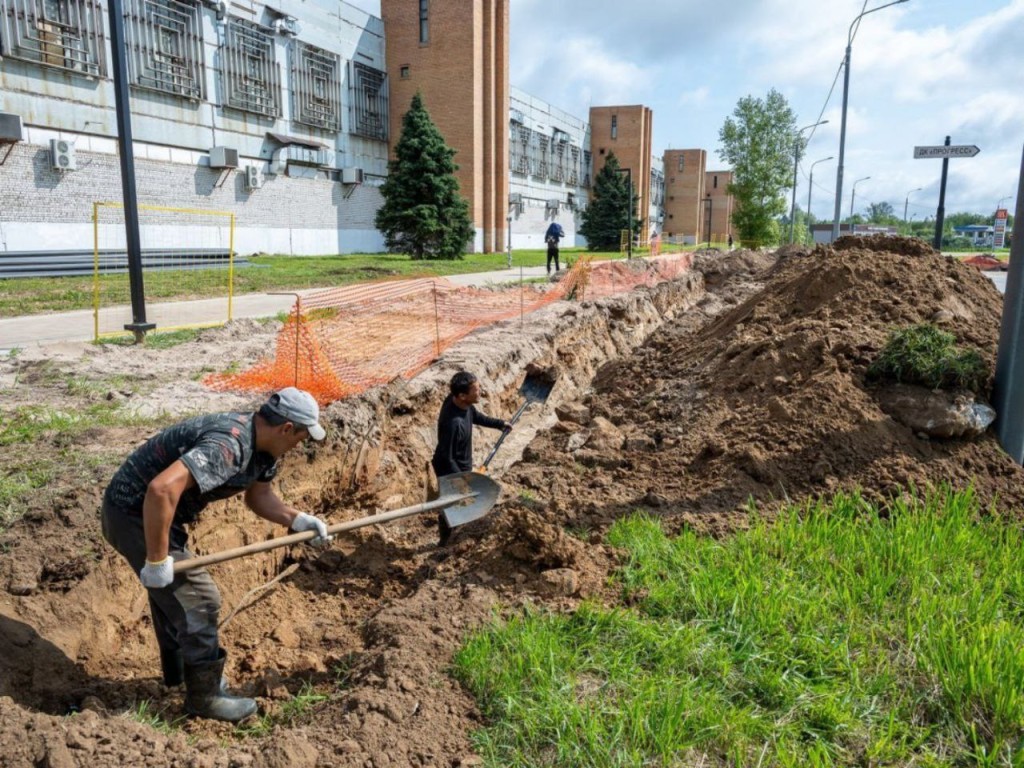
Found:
[579,153,640,250]
[375,93,474,259]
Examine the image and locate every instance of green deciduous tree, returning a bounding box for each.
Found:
[375,93,474,260]
[718,89,798,248]
[867,201,898,224]
[579,152,640,250]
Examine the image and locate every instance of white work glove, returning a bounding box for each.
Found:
[291,512,333,546]
[139,556,174,589]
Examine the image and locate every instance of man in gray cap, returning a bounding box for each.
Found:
[100,387,331,722]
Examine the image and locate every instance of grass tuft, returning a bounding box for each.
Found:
[867,323,988,393]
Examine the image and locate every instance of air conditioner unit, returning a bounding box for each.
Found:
[209,146,239,169]
[244,166,261,189]
[0,113,24,143]
[275,16,299,35]
[341,167,364,184]
[50,139,76,171]
[509,193,522,205]
[546,198,560,211]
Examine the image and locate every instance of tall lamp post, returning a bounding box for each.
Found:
[850,176,871,219]
[614,167,633,260]
[806,155,833,242]
[789,120,828,243]
[903,187,923,223]
[832,0,910,242]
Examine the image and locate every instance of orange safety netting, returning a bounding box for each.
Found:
[206,253,693,404]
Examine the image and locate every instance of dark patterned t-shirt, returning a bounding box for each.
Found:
[104,412,278,524]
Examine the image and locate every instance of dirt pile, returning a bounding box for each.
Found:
[504,238,1022,544]
[1,241,1018,767]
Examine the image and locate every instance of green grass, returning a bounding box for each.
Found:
[867,323,989,394]
[123,700,186,735]
[0,248,630,318]
[234,682,332,738]
[455,488,1024,767]
[97,326,208,349]
[0,402,165,447]
[0,466,55,530]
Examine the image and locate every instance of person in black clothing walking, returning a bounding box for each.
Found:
[431,371,510,543]
[544,221,566,274]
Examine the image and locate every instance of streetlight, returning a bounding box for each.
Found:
[832,0,910,242]
[614,167,633,260]
[850,176,871,219]
[998,194,1014,212]
[807,155,833,242]
[903,187,923,223]
[789,119,829,243]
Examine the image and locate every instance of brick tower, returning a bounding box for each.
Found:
[380,0,510,253]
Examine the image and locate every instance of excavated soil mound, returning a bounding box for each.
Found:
[506,239,1023,543]
[1,242,1019,767]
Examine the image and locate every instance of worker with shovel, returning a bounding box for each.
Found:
[432,371,511,544]
[100,387,332,723]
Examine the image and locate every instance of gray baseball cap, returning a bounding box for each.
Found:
[264,387,326,441]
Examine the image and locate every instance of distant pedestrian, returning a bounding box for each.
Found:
[728,234,734,250]
[544,221,566,274]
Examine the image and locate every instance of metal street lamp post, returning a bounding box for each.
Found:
[807,155,833,242]
[851,176,871,219]
[789,120,828,243]
[614,167,633,260]
[903,187,923,223]
[832,0,910,242]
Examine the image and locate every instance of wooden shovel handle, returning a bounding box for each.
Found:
[174,491,476,574]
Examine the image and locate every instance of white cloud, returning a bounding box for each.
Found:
[347,0,1024,214]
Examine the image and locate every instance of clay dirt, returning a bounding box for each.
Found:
[0,238,1021,767]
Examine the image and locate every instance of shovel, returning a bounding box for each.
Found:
[173,471,500,574]
[479,370,556,471]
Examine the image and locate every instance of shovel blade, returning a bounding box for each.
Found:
[441,471,501,527]
[519,369,556,405]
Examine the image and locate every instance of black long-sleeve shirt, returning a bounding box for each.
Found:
[431,395,506,477]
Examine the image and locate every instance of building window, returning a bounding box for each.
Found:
[0,0,106,76]
[713,175,718,189]
[125,0,203,99]
[350,61,388,140]
[292,41,341,131]
[419,0,428,44]
[400,64,410,78]
[610,115,617,139]
[677,155,684,172]
[223,17,280,117]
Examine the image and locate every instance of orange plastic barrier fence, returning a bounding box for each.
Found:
[206,253,692,404]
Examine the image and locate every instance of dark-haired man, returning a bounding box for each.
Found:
[101,387,331,722]
[431,371,510,543]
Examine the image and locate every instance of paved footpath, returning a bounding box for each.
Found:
[0,265,553,351]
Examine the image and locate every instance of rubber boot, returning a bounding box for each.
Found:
[160,648,184,687]
[184,649,257,722]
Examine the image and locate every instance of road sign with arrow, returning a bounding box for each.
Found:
[913,144,981,159]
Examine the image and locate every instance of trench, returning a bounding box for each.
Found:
[0,260,717,756]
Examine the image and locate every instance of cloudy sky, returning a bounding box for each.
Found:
[347,0,1022,221]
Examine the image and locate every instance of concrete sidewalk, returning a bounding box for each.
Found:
[0,265,554,350]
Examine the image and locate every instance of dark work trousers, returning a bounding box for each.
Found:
[100,499,221,665]
[546,242,560,273]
